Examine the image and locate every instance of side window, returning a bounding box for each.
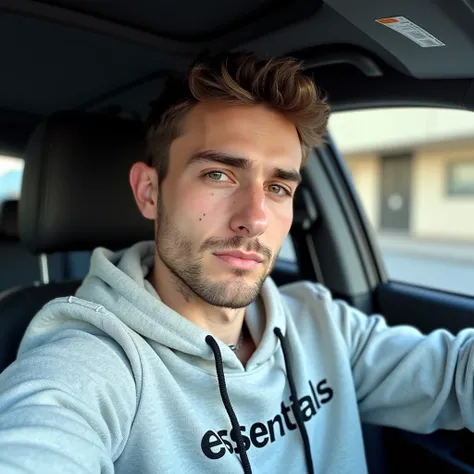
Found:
[328,108,474,297]
[0,155,24,207]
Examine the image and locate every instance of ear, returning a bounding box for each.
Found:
[129,162,158,220]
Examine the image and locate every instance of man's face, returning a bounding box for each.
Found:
[155,102,302,308]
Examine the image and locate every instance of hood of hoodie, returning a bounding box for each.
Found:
[75,241,288,373]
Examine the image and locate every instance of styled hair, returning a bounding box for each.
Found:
[146,51,330,184]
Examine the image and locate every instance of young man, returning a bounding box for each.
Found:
[0,51,474,474]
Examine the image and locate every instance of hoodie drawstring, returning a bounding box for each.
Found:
[206,335,253,474]
[206,329,314,474]
[274,327,314,474]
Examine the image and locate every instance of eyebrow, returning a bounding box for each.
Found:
[187,150,302,185]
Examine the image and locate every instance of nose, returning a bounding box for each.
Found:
[229,186,268,238]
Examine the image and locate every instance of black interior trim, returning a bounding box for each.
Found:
[385,427,474,474]
[205,0,324,53]
[315,72,474,112]
[0,0,200,55]
[78,69,172,110]
[375,281,474,334]
[0,0,324,56]
[303,50,384,77]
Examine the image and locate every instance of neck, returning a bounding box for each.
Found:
[148,256,246,347]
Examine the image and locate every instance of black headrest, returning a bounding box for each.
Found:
[0,199,19,239]
[20,110,154,254]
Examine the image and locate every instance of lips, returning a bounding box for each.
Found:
[214,250,263,262]
[213,250,263,270]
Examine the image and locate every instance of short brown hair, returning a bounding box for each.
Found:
[147,51,330,184]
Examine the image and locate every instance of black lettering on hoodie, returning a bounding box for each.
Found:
[249,422,269,448]
[218,430,234,454]
[280,401,297,431]
[201,430,225,459]
[267,414,285,443]
[201,378,335,460]
[230,426,251,454]
[309,380,321,409]
[317,379,334,404]
[299,395,317,422]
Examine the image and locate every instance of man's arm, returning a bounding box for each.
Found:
[331,297,474,432]
[0,326,137,473]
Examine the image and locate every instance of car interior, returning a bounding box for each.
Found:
[1,0,474,472]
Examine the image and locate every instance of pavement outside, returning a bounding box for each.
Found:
[377,233,474,265]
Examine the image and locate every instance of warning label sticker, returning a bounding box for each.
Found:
[376,16,445,48]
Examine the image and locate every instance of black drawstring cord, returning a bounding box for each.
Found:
[274,327,314,474]
[205,335,253,474]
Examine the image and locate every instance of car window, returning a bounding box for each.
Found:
[0,155,24,207]
[329,107,474,297]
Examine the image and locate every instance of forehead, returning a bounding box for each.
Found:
[175,102,302,167]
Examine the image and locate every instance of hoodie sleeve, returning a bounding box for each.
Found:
[0,325,137,473]
[332,297,474,433]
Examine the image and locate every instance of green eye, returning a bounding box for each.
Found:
[268,184,289,196]
[207,171,225,180]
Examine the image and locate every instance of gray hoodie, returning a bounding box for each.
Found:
[1,241,474,473]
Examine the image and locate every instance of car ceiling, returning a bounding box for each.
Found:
[2,0,474,155]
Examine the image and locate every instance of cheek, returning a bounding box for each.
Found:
[270,205,293,244]
[178,188,228,226]
[270,201,293,229]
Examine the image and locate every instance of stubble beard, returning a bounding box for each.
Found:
[154,199,275,308]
